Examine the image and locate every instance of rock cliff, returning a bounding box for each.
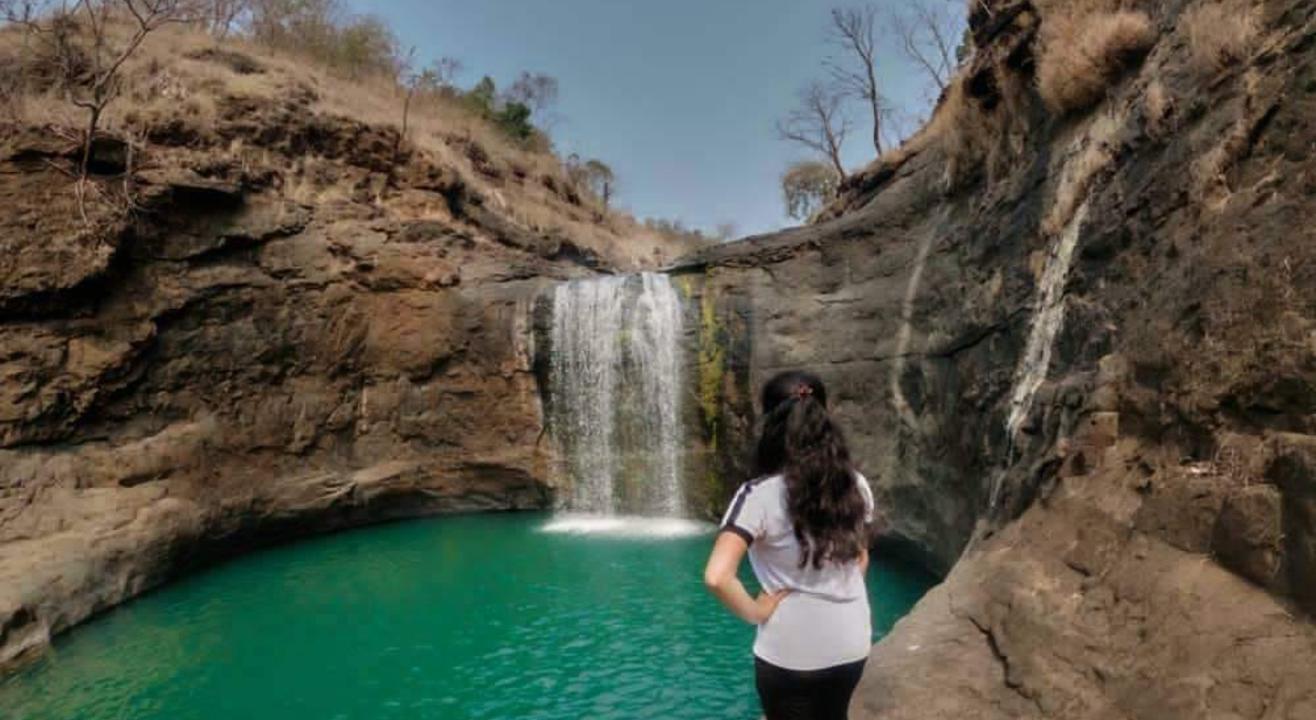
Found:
[0,34,681,668]
[678,0,1316,715]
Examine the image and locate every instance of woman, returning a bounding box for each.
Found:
[703,370,874,720]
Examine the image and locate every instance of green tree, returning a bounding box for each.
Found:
[459,77,538,143]
[781,160,840,221]
[464,75,497,116]
[956,25,972,63]
[495,101,534,141]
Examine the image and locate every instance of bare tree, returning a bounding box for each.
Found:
[826,6,884,155]
[5,1,83,63]
[248,0,339,51]
[394,45,421,166]
[0,2,39,117]
[506,71,558,125]
[1,0,41,23]
[11,1,187,222]
[66,1,188,183]
[200,0,248,39]
[582,158,615,208]
[428,56,462,90]
[399,57,463,104]
[889,0,961,95]
[565,154,614,206]
[777,82,851,180]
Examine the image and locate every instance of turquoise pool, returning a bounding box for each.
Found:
[0,513,934,719]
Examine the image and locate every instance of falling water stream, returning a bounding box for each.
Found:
[549,272,687,517]
[989,200,1092,510]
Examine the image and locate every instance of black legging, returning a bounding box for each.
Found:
[754,656,867,720]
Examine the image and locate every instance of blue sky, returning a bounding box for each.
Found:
[346,1,963,237]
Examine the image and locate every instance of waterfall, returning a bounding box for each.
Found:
[990,200,1090,510]
[549,272,686,516]
[550,275,626,512]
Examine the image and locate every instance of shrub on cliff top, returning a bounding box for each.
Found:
[248,0,400,79]
[781,160,840,221]
[459,76,543,146]
[1036,9,1157,115]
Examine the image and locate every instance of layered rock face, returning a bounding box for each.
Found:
[0,85,618,668]
[682,0,1316,715]
[4,2,1316,718]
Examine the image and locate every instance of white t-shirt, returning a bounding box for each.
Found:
[720,472,875,670]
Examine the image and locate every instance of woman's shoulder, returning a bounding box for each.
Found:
[729,474,786,508]
[741,474,784,492]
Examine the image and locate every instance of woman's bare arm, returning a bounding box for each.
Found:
[703,531,789,625]
[858,546,869,575]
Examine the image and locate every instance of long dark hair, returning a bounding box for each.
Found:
[755,370,867,569]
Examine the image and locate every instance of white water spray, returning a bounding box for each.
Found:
[539,514,710,538]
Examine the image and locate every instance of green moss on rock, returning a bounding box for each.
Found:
[697,282,729,514]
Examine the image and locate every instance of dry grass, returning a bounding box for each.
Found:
[1182,0,1259,74]
[0,18,699,269]
[1143,78,1173,137]
[1191,67,1267,211]
[1036,8,1157,115]
[1041,107,1123,236]
[926,78,984,188]
[243,39,702,266]
[923,57,1034,191]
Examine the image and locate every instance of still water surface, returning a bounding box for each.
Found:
[0,513,933,719]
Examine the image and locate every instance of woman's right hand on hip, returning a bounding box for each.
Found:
[754,589,791,624]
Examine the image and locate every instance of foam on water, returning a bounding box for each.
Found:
[539,513,712,539]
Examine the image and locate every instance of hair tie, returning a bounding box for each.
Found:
[792,384,813,400]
